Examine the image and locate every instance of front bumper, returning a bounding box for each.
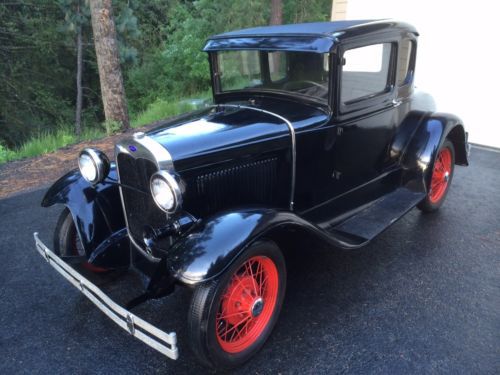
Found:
[34,232,179,360]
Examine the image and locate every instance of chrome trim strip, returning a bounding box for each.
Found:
[33,232,179,360]
[213,104,296,210]
[115,132,174,261]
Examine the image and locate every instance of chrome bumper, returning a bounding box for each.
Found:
[33,232,179,360]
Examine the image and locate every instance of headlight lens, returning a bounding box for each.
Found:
[78,148,110,185]
[79,153,98,183]
[151,177,175,211]
[150,171,182,213]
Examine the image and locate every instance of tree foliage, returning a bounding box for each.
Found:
[0,0,332,148]
[0,1,74,147]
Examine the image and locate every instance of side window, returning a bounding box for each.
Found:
[268,52,287,82]
[341,43,392,104]
[397,39,414,86]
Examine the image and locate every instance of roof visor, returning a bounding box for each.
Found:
[203,36,335,53]
[203,20,418,53]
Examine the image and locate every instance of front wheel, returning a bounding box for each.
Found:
[187,240,286,369]
[54,208,108,273]
[417,139,455,212]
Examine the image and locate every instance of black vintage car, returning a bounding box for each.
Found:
[35,20,469,369]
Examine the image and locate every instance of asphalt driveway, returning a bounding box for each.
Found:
[0,146,498,374]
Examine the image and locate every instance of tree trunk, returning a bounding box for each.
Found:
[269,0,283,75]
[75,1,83,138]
[270,0,283,25]
[88,0,129,131]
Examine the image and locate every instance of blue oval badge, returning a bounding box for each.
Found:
[129,145,137,152]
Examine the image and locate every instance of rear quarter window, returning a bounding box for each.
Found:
[397,39,415,86]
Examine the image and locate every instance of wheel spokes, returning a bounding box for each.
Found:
[216,256,279,352]
[429,147,452,203]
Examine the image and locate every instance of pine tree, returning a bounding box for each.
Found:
[270,0,283,25]
[89,0,129,131]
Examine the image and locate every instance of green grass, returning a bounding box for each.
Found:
[0,93,211,165]
[0,127,105,164]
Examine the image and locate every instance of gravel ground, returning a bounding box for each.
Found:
[0,146,498,374]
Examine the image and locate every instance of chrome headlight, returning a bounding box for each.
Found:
[78,148,110,185]
[150,171,182,213]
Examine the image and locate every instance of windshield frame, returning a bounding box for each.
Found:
[209,50,334,110]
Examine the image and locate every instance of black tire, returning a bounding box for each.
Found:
[417,139,455,213]
[188,240,286,370]
[54,208,83,257]
[54,208,107,273]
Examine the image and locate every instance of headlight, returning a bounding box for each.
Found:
[150,171,182,213]
[78,148,110,185]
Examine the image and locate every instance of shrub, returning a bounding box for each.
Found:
[131,93,211,128]
[104,120,122,135]
[0,143,16,163]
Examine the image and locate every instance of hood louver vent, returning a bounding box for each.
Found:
[191,157,278,215]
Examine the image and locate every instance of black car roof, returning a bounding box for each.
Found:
[204,20,417,53]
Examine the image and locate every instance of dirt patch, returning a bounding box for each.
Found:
[0,123,159,200]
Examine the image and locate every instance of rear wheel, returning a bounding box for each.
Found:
[417,139,455,212]
[54,208,108,272]
[188,240,286,369]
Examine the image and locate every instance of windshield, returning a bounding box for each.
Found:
[216,50,330,101]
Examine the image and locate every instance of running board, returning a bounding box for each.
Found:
[327,188,426,246]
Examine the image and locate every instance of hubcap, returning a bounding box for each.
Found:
[444,171,450,182]
[216,256,279,353]
[251,298,264,317]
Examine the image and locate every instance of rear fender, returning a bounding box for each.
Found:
[41,165,129,269]
[400,112,469,191]
[167,208,362,285]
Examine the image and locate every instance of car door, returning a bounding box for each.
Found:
[331,40,399,199]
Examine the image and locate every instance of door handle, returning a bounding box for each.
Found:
[392,99,402,107]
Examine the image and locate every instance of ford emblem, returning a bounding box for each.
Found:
[129,145,137,152]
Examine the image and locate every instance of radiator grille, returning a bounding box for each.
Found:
[116,153,167,246]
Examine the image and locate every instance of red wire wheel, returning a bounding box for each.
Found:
[188,240,286,369]
[215,255,279,353]
[429,146,452,203]
[418,139,455,212]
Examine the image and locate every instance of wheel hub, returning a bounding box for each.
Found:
[251,297,264,317]
[221,275,259,326]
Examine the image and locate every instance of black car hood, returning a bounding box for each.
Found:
[146,100,328,171]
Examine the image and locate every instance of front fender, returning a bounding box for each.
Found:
[400,112,469,191]
[41,165,129,269]
[167,208,360,285]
